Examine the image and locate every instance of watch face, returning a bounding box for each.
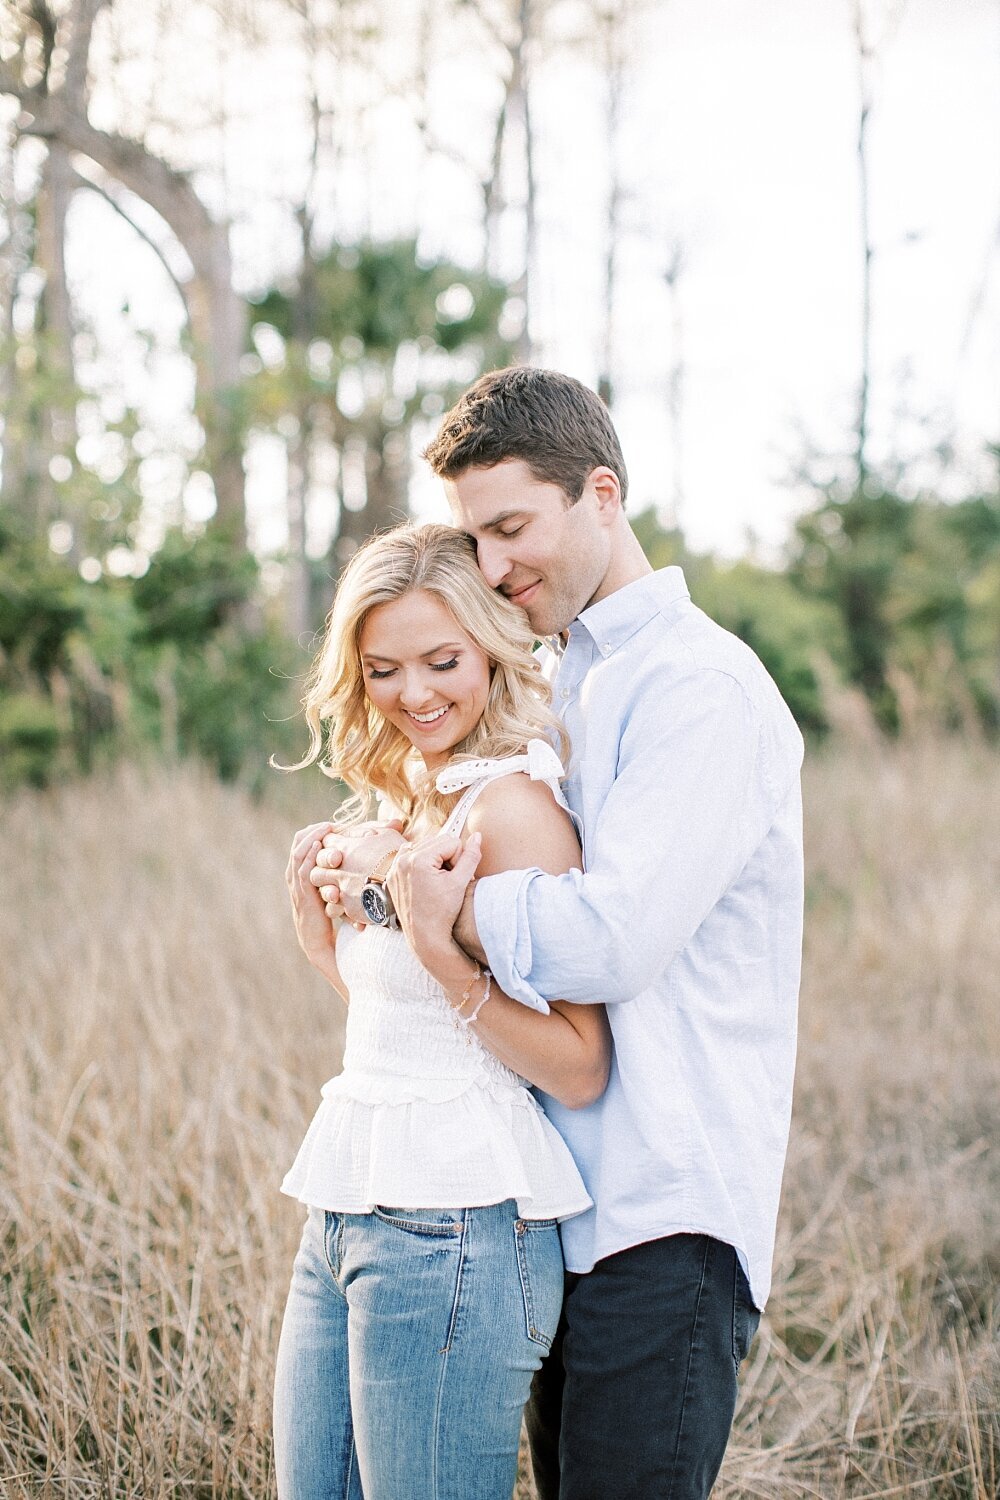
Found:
[361,883,390,926]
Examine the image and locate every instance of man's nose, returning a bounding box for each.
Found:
[476,538,510,590]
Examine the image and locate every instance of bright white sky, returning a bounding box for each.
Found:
[44,0,1000,561]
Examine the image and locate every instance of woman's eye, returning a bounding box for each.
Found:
[367,667,396,680]
[431,657,459,672]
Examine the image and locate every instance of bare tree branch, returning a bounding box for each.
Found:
[66,160,192,313]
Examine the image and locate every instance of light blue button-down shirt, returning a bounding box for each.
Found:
[474,567,804,1306]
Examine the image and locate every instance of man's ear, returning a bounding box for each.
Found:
[589,466,622,523]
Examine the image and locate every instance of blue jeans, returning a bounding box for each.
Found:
[273,1200,563,1500]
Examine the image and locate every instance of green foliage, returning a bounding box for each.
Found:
[690,563,844,735]
[0,514,85,677]
[0,690,62,791]
[631,507,842,733]
[131,528,260,645]
[791,486,1000,733]
[251,239,511,365]
[791,487,911,729]
[0,519,302,791]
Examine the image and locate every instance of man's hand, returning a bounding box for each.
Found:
[388,830,483,968]
[310,819,404,922]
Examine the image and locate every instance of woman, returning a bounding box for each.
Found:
[274,523,609,1500]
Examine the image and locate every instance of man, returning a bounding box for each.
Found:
[317,367,803,1499]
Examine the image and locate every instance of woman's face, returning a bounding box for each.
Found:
[358,589,492,770]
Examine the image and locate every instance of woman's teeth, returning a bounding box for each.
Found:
[407,706,450,724]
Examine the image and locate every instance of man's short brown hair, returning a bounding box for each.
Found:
[424,366,628,504]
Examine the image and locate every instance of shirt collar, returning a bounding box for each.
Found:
[571,566,690,659]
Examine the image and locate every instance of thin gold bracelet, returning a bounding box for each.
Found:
[456,962,482,1015]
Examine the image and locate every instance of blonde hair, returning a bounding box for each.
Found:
[286,523,569,829]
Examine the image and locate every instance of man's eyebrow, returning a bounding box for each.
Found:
[361,642,465,663]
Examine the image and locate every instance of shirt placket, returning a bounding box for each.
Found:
[554,630,594,809]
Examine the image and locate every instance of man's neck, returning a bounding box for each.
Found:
[587,524,654,610]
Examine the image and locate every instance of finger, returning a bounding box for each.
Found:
[317,843,345,868]
[291,823,335,859]
[296,828,328,864]
[290,823,334,863]
[449,832,483,885]
[408,831,464,864]
[288,834,323,881]
[299,847,327,881]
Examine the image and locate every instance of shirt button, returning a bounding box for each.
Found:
[560,688,570,700]
[602,642,612,654]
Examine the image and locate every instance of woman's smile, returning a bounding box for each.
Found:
[405,704,451,726]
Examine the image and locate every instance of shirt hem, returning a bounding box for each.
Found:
[280,1183,592,1223]
[565,1223,763,1305]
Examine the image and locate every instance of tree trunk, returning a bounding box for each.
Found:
[0,124,29,517]
[34,141,78,543]
[0,0,249,541]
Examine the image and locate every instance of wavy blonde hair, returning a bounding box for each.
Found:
[286,523,569,829]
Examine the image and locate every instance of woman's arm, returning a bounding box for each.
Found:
[393,777,611,1109]
[286,821,350,1003]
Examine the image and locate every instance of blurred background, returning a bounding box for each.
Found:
[1,2,998,1497]
[1,0,998,781]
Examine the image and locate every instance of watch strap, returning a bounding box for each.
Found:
[366,847,397,885]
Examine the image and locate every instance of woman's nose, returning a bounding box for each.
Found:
[399,670,435,708]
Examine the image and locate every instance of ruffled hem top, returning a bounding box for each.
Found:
[281,743,592,1222]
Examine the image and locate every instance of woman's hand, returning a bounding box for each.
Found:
[311,820,405,923]
[286,822,346,993]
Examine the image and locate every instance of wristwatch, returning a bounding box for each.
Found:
[360,848,399,929]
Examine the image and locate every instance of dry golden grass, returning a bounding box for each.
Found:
[1,741,997,1498]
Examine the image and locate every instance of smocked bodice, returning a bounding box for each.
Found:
[334,923,527,1103]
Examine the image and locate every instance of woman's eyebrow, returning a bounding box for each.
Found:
[362,642,464,663]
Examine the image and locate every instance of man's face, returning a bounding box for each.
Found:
[444,459,613,636]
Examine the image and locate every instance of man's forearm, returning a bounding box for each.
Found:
[453,880,488,966]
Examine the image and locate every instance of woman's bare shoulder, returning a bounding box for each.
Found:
[465,772,580,877]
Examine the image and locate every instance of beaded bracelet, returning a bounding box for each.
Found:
[458,969,492,1026]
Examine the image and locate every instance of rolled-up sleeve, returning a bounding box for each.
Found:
[475,668,798,1009]
[474,866,553,1013]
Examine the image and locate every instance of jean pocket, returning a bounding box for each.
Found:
[372,1205,464,1237]
[732,1260,760,1370]
[514,1218,563,1350]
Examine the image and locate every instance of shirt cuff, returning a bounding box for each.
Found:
[473,869,552,1014]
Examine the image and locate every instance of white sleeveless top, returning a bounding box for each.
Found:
[280,740,592,1221]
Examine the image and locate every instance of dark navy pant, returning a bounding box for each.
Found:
[525,1233,760,1500]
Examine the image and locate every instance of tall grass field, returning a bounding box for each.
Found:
[1,740,997,1497]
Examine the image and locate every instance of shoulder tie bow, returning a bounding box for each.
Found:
[435,738,565,796]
